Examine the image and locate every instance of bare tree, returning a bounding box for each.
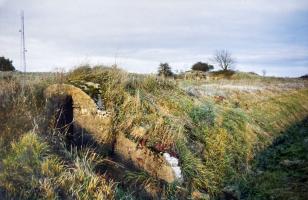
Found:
[213,50,235,71]
[262,69,267,76]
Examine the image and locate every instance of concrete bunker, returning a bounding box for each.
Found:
[45,84,112,147]
[44,84,180,184]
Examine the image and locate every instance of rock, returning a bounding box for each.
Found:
[85,81,100,89]
[191,190,210,200]
[186,87,201,97]
[220,185,240,200]
[96,95,104,110]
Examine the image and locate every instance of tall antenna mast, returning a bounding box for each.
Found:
[113,48,118,68]
[19,10,27,73]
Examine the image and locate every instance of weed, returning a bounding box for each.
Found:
[0,132,115,199]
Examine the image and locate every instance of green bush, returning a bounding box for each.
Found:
[222,108,248,134]
[189,103,216,127]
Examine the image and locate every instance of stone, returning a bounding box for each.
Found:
[191,190,210,200]
[220,185,240,200]
[186,87,201,97]
[85,81,100,89]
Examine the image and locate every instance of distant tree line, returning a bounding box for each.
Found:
[157,49,235,77]
[1,49,237,75]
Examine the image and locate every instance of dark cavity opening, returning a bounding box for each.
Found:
[53,95,106,150]
[55,95,74,144]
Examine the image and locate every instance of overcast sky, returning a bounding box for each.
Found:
[0,0,308,77]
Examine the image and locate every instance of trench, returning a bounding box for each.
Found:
[239,118,308,199]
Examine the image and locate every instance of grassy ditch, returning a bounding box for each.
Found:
[0,67,307,199]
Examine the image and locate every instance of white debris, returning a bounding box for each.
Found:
[97,110,110,118]
[85,82,100,89]
[172,166,182,181]
[163,153,183,182]
[169,157,179,167]
[80,85,89,91]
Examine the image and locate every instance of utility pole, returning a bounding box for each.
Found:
[19,10,27,73]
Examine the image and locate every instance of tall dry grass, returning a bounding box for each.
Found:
[1,67,307,199]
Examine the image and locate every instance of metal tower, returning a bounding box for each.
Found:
[19,10,27,73]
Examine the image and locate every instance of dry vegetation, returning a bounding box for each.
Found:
[0,67,307,199]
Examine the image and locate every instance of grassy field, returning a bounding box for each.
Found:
[0,67,307,199]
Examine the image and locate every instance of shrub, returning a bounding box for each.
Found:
[189,103,216,127]
[0,56,15,71]
[158,63,174,77]
[0,132,49,199]
[67,65,92,80]
[191,62,214,72]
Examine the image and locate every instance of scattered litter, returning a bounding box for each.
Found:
[97,110,110,118]
[85,82,100,89]
[163,152,183,182]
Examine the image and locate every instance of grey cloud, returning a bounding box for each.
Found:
[0,0,308,76]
